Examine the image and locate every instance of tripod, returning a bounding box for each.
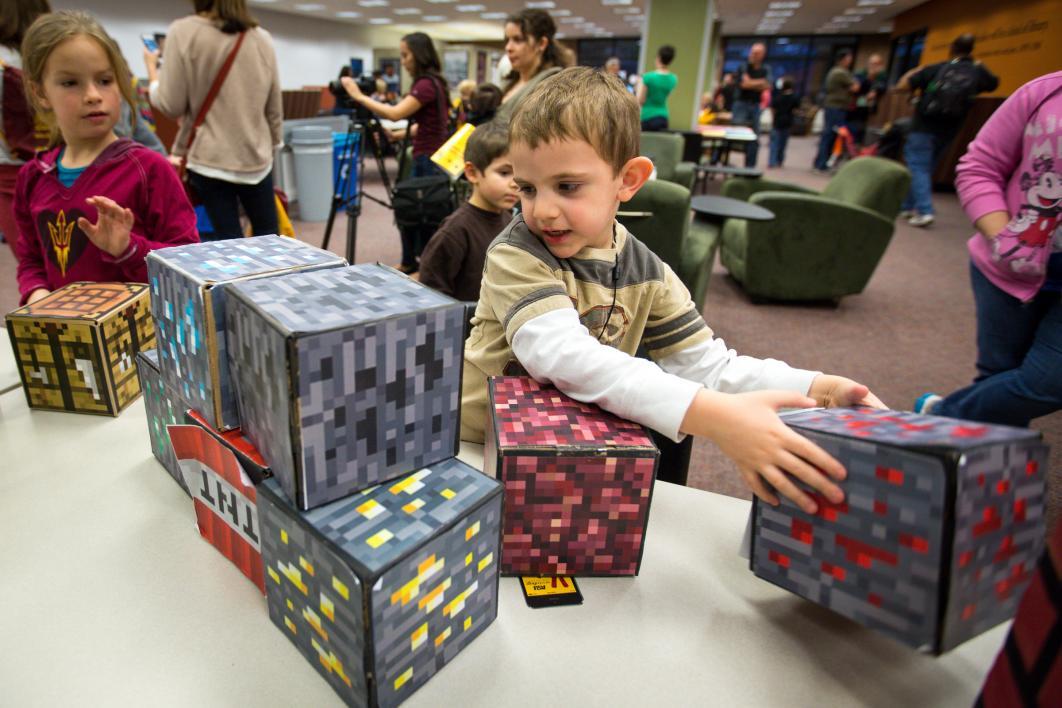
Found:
[321,115,398,263]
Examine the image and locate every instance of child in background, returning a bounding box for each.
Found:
[465,83,502,126]
[463,67,884,512]
[418,121,517,302]
[14,11,197,305]
[768,77,798,168]
[453,78,475,129]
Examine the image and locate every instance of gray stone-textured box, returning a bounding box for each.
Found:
[135,349,191,494]
[258,457,502,707]
[147,235,346,431]
[226,263,465,510]
[751,407,1048,654]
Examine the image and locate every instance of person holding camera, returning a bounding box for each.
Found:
[340,32,449,179]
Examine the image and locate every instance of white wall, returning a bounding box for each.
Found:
[50,0,404,89]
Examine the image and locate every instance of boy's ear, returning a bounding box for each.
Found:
[463,161,481,183]
[616,156,654,203]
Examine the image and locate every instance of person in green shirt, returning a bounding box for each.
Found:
[813,49,858,172]
[638,45,677,131]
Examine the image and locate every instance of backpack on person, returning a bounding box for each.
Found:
[917,60,981,119]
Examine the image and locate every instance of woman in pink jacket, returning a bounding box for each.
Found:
[916,72,1062,426]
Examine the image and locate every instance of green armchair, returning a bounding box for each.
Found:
[719,157,910,302]
[617,179,720,312]
[640,132,696,192]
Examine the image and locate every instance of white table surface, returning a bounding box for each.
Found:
[0,389,1008,707]
[0,326,19,394]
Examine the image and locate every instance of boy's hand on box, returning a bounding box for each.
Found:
[78,196,134,259]
[808,374,886,410]
[683,389,846,514]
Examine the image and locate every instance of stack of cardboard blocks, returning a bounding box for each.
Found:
[137,237,502,706]
[7,282,154,416]
[751,406,1048,654]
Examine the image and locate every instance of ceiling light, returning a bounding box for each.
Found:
[831,15,859,22]
[336,10,361,17]
[482,11,507,18]
[368,17,393,23]
[455,3,486,10]
[526,0,555,7]
[423,14,447,20]
[614,7,640,13]
[294,3,325,10]
[426,0,455,3]
[768,1,801,7]
[764,10,793,17]
[249,0,280,4]
[358,0,388,6]
[394,7,421,14]
[559,16,585,23]
[845,7,876,13]
[552,9,572,15]
[857,0,893,5]
[602,0,634,5]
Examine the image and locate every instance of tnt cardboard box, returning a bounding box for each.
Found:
[147,235,345,431]
[136,349,191,493]
[258,457,502,707]
[751,407,1048,654]
[168,411,273,593]
[484,376,659,576]
[6,282,153,415]
[226,264,465,511]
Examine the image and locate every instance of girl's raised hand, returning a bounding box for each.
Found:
[78,196,134,258]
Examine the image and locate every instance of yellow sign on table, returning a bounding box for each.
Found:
[431,123,476,178]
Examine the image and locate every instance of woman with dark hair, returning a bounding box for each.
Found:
[638,45,677,131]
[144,0,282,239]
[493,9,571,125]
[0,0,51,251]
[341,32,450,178]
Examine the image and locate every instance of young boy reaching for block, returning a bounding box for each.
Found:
[461,67,885,514]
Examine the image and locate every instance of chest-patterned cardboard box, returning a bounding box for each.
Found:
[751,407,1048,654]
[7,281,153,415]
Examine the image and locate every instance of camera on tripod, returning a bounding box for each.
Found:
[329,75,376,121]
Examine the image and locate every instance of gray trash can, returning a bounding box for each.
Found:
[290,125,334,221]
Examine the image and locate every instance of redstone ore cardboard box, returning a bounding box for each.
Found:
[752,407,1048,654]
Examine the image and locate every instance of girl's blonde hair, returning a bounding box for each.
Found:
[21,11,136,148]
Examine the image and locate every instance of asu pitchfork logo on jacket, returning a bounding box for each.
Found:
[45,209,77,276]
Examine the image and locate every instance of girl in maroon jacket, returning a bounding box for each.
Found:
[14,11,197,305]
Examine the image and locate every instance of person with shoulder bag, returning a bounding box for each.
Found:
[144,0,282,240]
[341,32,453,273]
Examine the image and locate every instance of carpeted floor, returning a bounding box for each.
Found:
[1,134,1057,528]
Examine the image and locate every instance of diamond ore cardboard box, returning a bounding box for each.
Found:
[751,407,1048,654]
[147,235,345,431]
[258,457,502,707]
[135,348,191,493]
[6,282,153,415]
[485,376,659,576]
[225,263,465,511]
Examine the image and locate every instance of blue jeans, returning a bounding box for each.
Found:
[937,263,1062,427]
[731,100,761,167]
[641,116,669,132]
[900,130,936,216]
[768,128,789,167]
[813,107,846,170]
[411,153,443,178]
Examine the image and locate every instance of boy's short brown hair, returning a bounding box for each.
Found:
[464,120,510,173]
[509,66,639,174]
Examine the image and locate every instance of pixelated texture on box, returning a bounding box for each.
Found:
[6,282,153,415]
[485,376,658,576]
[751,407,1047,653]
[258,458,502,707]
[170,424,264,592]
[136,349,190,493]
[226,264,464,510]
[147,235,344,430]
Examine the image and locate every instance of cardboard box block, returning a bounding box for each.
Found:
[6,282,153,415]
[169,413,273,593]
[751,407,1048,654]
[136,349,191,494]
[484,376,659,576]
[258,457,502,707]
[147,235,345,431]
[226,263,465,511]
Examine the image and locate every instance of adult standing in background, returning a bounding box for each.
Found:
[897,34,999,228]
[0,0,50,250]
[847,53,886,146]
[145,0,282,239]
[493,9,571,126]
[638,45,677,132]
[341,32,450,178]
[813,50,858,173]
[731,43,771,167]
